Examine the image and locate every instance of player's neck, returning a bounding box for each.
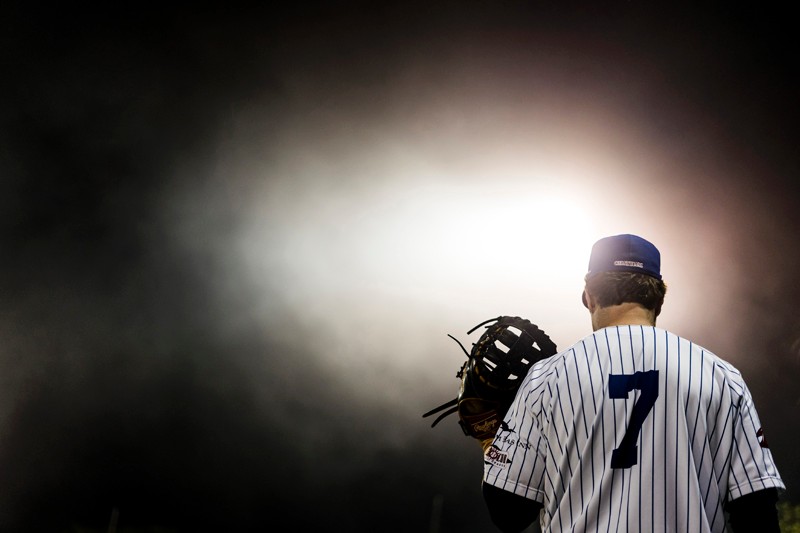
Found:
[592,303,656,331]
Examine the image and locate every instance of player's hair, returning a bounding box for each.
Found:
[585,272,667,317]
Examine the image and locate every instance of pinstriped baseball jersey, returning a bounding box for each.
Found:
[483,325,784,532]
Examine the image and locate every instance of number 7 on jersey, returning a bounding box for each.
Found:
[608,370,660,469]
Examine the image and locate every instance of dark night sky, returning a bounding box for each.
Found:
[2,3,799,532]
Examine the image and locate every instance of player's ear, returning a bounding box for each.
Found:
[582,289,598,312]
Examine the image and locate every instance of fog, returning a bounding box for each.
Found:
[1,3,798,531]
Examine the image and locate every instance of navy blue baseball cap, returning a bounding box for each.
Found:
[586,234,662,280]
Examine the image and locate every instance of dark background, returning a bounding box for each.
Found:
[2,3,798,532]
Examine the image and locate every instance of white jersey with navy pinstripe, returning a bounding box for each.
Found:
[483,325,784,532]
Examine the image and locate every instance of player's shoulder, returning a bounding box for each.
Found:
[656,327,741,366]
[564,326,743,373]
[653,327,749,396]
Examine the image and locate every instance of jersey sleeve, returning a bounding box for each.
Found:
[482,374,549,503]
[726,382,785,501]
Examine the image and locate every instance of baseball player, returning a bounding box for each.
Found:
[482,234,785,532]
